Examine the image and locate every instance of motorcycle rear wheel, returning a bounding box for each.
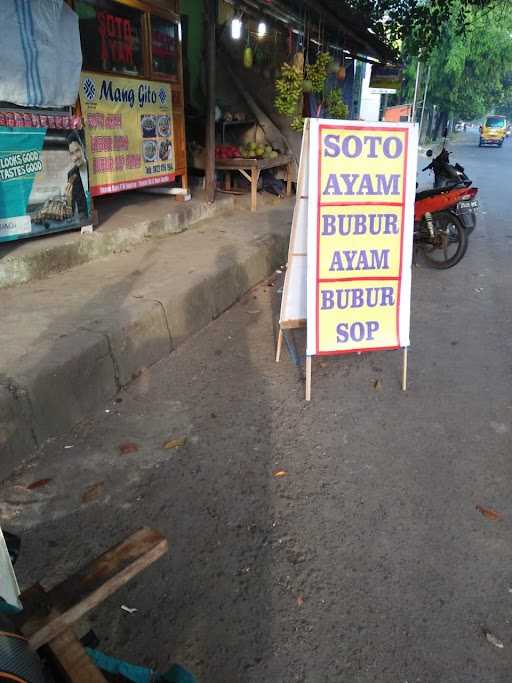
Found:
[421,210,468,269]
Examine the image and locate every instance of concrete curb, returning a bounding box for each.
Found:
[0,221,289,478]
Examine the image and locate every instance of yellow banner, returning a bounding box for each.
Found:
[310,123,414,355]
[80,72,174,196]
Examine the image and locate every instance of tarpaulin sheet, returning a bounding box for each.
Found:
[0,0,82,108]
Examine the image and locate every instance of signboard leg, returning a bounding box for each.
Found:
[305,356,312,401]
[275,329,283,363]
[402,347,408,391]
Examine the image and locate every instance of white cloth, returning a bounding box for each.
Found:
[0,0,82,108]
[79,165,88,195]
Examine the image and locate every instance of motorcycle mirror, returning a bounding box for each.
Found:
[426,149,433,157]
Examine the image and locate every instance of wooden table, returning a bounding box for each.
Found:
[216,154,293,211]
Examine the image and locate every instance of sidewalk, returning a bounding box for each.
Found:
[0,195,293,478]
[0,190,237,289]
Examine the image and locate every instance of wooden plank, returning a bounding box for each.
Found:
[257,155,292,171]
[48,628,108,683]
[47,528,166,611]
[220,55,288,152]
[275,329,283,363]
[305,356,312,402]
[21,528,168,650]
[215,154,291,171]
[215,158,258,169]
[238,169,252,184]
[280,319,306,330]
[402,347,408,391]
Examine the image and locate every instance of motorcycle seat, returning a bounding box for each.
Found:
[415,186,451,200]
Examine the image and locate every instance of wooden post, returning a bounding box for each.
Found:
[275,329,283,362]
[402,347,408,391]
[305,356,312,401]
[204,0,216,204]
[286,161,293,196]
[251,168,260,211]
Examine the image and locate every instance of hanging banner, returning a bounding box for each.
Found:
[0,127,92,243]
[369,64,404,93]
[306,119,418,356]
[80,71,175,196]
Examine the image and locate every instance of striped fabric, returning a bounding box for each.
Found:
[0,0,82,108]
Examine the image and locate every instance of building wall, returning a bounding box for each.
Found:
[358,62,381,122]
[383,105,411,122]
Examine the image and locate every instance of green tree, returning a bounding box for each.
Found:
[401,3,512,136]
[346,0,510,55]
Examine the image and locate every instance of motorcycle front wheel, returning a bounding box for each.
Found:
[421,210,468,269]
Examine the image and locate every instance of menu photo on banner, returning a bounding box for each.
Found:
[80,71,175,196]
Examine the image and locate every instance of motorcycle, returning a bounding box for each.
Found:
[414,132,479,268]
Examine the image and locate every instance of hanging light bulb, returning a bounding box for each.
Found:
[231,16,242,40]
[257,21,267,38]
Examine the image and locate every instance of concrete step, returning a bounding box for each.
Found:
[0,198,293,478]
[0,191,237,289]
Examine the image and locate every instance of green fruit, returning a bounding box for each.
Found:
[256,147,265,156]
[303,79,313,93]
[264,145,272,153]
[243,47,253,69]
[249,141,257,150]
[270,150,278,158]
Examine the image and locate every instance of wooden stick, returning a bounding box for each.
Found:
[20,528,168,650]
[286,161,293,196]
[305,356,312,401]
[28,540,167,651]
[48,628,108,683]
[402,347,408,391]
[275,329,283,363]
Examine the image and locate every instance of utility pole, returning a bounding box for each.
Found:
[410,61,421,124]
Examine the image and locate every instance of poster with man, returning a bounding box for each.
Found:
[0,125,92,243]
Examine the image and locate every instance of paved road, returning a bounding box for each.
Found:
[3,129,512,682]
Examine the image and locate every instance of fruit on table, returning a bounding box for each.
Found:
[215,144,241,160]
[239,140,281,159]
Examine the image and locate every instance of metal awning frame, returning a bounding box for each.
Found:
[223,0,397,65]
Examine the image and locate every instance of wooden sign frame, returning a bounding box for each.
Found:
[277,118,418,400]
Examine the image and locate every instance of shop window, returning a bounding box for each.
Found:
[150,16,179,81]
[76,0,144,76]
